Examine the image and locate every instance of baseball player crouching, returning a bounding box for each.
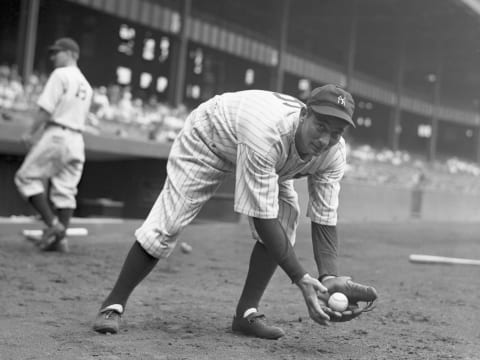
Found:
[15,37,93,252]
[93,84,377,339]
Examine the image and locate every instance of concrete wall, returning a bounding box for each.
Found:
[294,178,480,223]
[3,154,480,223]
[0,155,34,217]
[421,190,480,222]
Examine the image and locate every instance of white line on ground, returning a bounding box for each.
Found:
[0,217,125,224]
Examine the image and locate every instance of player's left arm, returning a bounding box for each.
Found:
[309,191,378,321]
[28,108,51,135]
[312,222,338,281]
[22,107,51,147]
[24,70,64,143]
[308,146,378,319]
[307,146,346,278]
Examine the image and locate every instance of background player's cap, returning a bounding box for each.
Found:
[48,37,80,54]
[306,84,355,127]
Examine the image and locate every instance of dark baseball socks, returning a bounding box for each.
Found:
[56,208,74,228]
[235,241,278,318]
[28,193,56,226]
[100,240,278,320]
[100,241,159,311]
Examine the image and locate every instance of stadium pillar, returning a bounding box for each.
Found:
[345,0,358,91]
[476,127,480,164]
[272,0,290,92]
[16,0,40,83]
[170,0,191,107]
[475,103,480,164]
[389,18,407,152]
[427,59,443,163]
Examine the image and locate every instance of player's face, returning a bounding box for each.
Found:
[296,107,349,158]
[50,50,69,68]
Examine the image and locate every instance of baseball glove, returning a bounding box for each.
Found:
[319,276,378,322]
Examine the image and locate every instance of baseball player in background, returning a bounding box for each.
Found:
[15,37,93,252]
[93,84,377,339]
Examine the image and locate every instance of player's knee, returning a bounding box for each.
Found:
[14,171,30,197]
[50,195,77,210]
[135,228,180,259]
[14,170,24,189]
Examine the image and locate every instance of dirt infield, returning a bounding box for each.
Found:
[1,219,479,360]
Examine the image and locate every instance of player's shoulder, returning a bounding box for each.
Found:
[52,66,73,75]
[328,137,347,164]
[52,65,84,78]
[55,66,91,87]
[48,66,73,82]
[48,67,64,79]
[223,89,304,108]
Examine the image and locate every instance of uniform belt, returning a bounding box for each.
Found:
[47,122,82,134]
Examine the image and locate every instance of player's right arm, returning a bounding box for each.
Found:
[253,217,331,325]
[234,143,330,325]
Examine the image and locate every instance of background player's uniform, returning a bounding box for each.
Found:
[135,90,346,258]
[15,65,93,209]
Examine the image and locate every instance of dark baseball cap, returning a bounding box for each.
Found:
[306,84,355,127]
[48,37,80,54]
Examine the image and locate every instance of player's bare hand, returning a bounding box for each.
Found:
[296,273,330,325]
[317,297,344,320]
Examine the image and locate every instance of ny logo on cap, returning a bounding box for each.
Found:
[337,95,346,106]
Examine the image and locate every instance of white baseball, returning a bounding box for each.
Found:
[180,242,192,254]
[328,292,349,312]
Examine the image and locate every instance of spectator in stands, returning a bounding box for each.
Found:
[90,86,110,120]
[142,94,163,125]
[8,65,24,105]
[0,65,16,111]
[147,103,186,142]
[116,87,134,123]
[104,84,121,121]
[131,97,148,125]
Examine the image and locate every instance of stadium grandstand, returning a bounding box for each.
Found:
[1,0,480,220]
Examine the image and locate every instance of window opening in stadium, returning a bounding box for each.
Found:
[298,79,311,92]
[418,124,432,138]
[116,66,132,85]
[192,48,203,75]
[118,24,135,56]
[186,84,201,99]
[245,69,255,85]
[156,77,168,93]
[159,37,170,62]
[140,73,152,89]
[142,38,155,61]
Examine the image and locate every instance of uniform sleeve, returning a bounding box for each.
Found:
[37,70,65,114]
[307,146,346,225]
[234,143,279,218]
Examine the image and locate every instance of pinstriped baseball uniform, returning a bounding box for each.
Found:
[15,65,92,209]
[136,90,346,259]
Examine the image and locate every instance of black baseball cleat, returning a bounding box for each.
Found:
[38,219,66,251]
[43,238,70,253]
[232,312,285,340]
[93,304,123,334]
